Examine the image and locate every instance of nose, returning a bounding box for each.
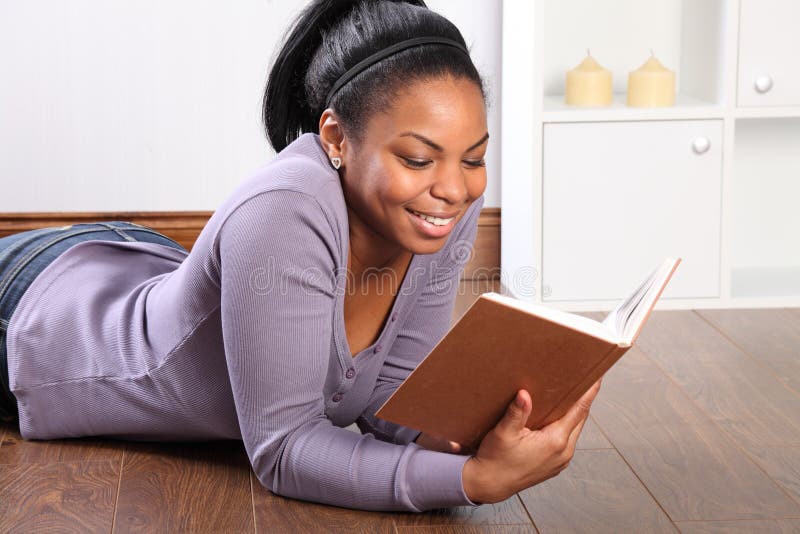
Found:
[430,161,470,205]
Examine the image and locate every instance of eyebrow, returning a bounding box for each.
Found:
[398,131,490,153]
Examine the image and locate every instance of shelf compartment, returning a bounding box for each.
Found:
[542,0,728,109]
[729,117,800,298]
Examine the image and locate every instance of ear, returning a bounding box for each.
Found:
[318,109,346,162]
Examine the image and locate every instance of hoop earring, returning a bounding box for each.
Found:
[330,156,342,170]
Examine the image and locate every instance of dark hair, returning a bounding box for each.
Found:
[263,0,488,152]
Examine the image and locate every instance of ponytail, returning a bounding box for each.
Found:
[263,0,364,152]
[262,0,485,152]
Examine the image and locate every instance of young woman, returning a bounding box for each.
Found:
[0,0,601,512]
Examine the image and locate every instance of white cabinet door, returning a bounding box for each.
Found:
[542,120,722,301]
[738,0,800,107]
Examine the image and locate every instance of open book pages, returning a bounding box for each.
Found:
[482,257,681,348]
[601,257,681,344]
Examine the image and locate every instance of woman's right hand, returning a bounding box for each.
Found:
[462,377,603,504]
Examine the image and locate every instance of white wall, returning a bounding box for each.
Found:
[0,0,502,212]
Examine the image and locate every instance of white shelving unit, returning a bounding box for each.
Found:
[500,0,800,311]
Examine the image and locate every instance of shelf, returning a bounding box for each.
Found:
[731,266,800,298]
[735,106,800,119]
[542,94,725,123]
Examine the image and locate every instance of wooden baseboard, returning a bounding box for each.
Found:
[0,208,500,280]
[0,212,210,253]
[466,208,500,280]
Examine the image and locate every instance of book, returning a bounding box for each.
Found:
[375,257,682,451]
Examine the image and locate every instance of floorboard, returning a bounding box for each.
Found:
[585,310,799,522]
[0,460,120,533]
[674,518,800,533]
[390,494,532,528]
[113,440,254,533]
[633,309,800,508]
[0,425,124,464]
[518,448,676,532]
[394,526,537,534]
[635,310,800,449]
[394,527,537,533]
[574,416,613,450]
[696,308,800,394]
[590,342,799,520]
[250,470,397,534]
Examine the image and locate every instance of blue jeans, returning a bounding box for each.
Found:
[0,221,187,423]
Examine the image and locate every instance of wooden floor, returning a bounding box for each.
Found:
[2,279,800,533]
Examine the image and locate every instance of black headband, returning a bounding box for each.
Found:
[323,36,470,109]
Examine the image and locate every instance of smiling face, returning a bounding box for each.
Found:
[318,75,488,262]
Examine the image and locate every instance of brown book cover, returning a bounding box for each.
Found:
[375,257,681,450]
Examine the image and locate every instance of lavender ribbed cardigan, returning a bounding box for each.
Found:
[6,132,484,512]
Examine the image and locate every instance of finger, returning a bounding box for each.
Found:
[495,389,532,435]
[578,381,601,411]
[546,382,598,441]
[564,411,589,455]
[586,377,602,398]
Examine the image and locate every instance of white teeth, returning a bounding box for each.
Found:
[410,209,454,226]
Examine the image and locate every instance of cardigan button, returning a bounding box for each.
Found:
[374,343,383,353]
[332,392,343,402]
[345,368,355,379]
[391,313,397,322]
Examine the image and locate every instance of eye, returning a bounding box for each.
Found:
[399,157,486,169]
[464,159,486,168]
[400,157,431,169]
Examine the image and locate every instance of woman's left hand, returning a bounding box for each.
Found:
[413,432,468,454]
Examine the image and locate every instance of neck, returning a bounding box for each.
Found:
[346,204,409,278]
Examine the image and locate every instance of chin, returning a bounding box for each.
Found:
[405,238,449,256]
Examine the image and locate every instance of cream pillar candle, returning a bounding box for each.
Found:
[565,50,612,106]
[627,51,675,107]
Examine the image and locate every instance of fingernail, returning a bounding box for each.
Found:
[515,392,525,408]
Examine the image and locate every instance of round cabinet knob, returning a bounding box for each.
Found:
[692,137,711,155]
[754,75,773,94]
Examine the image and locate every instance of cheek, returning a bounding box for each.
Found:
[385,172,426,205]
[366,159,424,206]
[466,172,488,199]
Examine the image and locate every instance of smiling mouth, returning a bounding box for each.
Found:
[406,208,458,226]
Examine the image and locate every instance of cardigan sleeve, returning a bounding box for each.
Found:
[354,196,484,454]
[217,189,478,512]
